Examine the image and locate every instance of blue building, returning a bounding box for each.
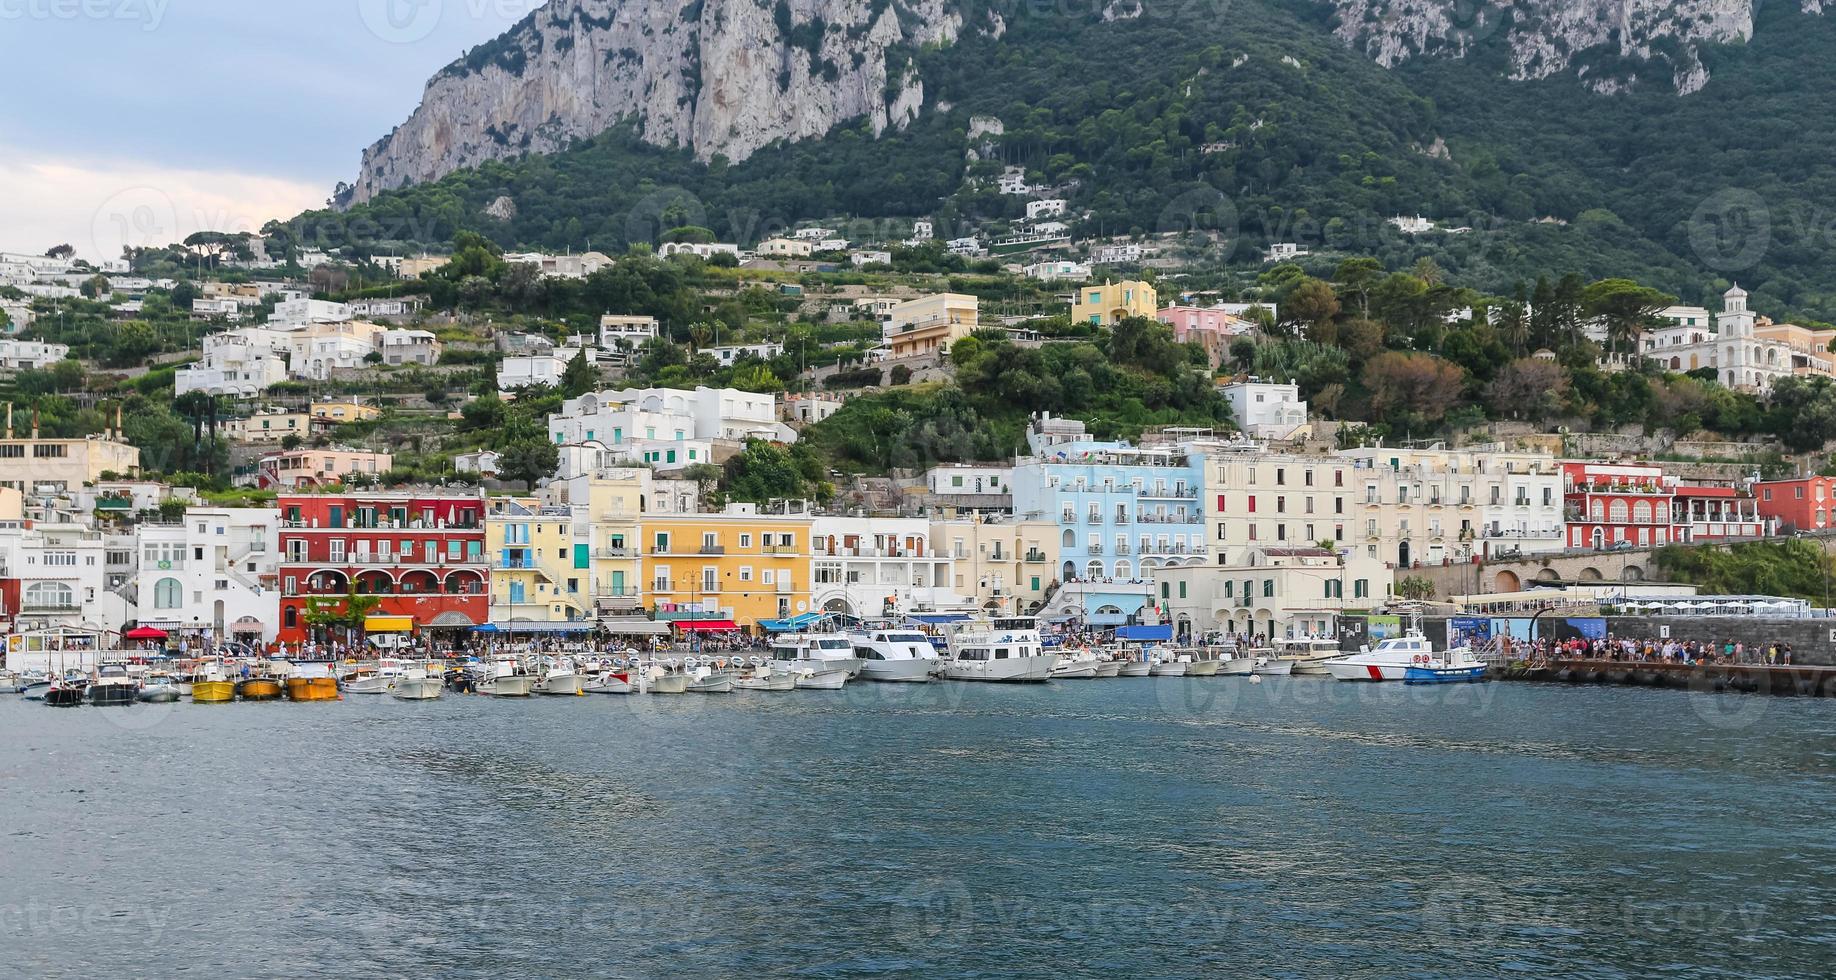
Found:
[1010,440,1207,626]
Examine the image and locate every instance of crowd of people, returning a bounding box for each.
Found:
[1508,635,1797,666]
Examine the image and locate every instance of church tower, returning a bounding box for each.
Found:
[1720,284,1753,387]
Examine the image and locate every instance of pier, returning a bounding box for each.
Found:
[1500,658,1836,697]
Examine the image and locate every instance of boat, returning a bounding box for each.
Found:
[768,633,861,689]
[44,680,85,707]
[1183,650,1223,677]
[0,669,21,693]
[1404,663,1488,684]
[478,657,536,697]
[645,661,689,695]
[684,660,735,694]
[1093,658,1124,678]
[1250,657,1294,677]
[191,662,237,704]
[583,660,637,695]
[339,660,403,695]
[848,628,941,683]
[237,675,283,701]
[533,658,587,696]
[1050,651,1102,679]
[940,616,1056,683]
[138,674,182,703]
[1274,637,1342,676]
[1148,647,1189,677]
[1111,647,1154,677]
[1325,628,1485,683]
[84,664,138,706]
[390,664,445,700]
[731,660,798,692]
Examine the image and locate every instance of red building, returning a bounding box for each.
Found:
[1671,484,1770,541]
[277,492,488,645]
[1754,476,1836,533]
[1562,462,1679,550]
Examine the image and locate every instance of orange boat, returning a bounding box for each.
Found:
[284,676,341,701]
[237,677,283,701]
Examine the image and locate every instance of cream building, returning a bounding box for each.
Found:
[0,422,140,494]
[1153,545,1390,640]
[884,293,979,359]
[930,517,1059,615]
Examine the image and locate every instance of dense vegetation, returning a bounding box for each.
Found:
[292,0,1836,321]
[1653,539,1836,603]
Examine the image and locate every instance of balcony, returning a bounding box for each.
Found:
[776,581,795,594]
[499,558,537,570]
[1087,543,1105,555]
[594,546,634,558]
[1023,551,1048,563]
[1139,487,1198,499]
[1114,514,1131,525]
[21,601,81,613]
[1113,544,1132,556]
[1084,514,1102,524]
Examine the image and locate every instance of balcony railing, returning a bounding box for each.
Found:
[1139,487,1198,499]
[594,547,634,558]
[1023,551,1048,563]
[21,601,81,613]
[499,558,536,570]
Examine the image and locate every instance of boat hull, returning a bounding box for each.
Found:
[790,669,850,690]
[859,659,936,683]
[942,655,1056,683]
[1184,659,1223,677]
[1095,660,1124,678]
[237,679,283,701]
[138,687,180,703]
[648,674,689,694]
[1116,661,1153,678]
[192,680,237,703]
[1325,661,1407,682]
[341,676,393,695]
[483,675,537,697]
[733,672,797,692]
[688,676,735,694]
[1149,663,1188,677]
[1051,661,1101,680]
[1403,665,1488,685]
[1217,657,1257,676]
[45,687,85,707]
[584,674,634,695]
[391,677,445,700]
[286,677,342,701]
[534,674,586,696]
[88,684,138,707]
[1252,659,1294,677]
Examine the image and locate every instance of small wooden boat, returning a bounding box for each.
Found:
[87,665,139,706]
[44,683,85,707]
[192,680,237,703]
[285,677,342,701]
[237,677,283,701]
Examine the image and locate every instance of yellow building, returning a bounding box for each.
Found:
[643,505,813,628]
[225,412,318,444]
[884,293,979,359]
[486,497,592,625]
[1072,280,1158,326]
[312,401,382,423]
[0,419,140,493]
[543,470,648,617]
[931,517,1059,614]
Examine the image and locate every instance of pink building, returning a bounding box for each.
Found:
[258,449,395,489]
[1157,307,1254,367]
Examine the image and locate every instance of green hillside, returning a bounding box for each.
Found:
[291,0,1836,319]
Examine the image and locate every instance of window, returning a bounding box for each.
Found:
[739,567,753,582]
[1263,580,1275,598]
[154,578,182,609]
[740,534,752,548]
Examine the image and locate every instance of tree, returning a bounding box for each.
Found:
[499,437,561,491]
[1397,575,1437,599]
[1485,357,1570,422]
[1582,279,1674,357]
[721,439,816,503]
[1333,257,1383,318]
[303,590,385,647]
[1284,277,1341,337]
[45,244,75,260]
[79,275,109,299]
[1362,352,1467,424]
[560,348,598,397]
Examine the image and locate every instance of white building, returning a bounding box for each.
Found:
[810,516,958,617]
[454,450,502,477]
[946,237,981,257]
[0,519,122,634]
[1219,379,1309,441]
[1091,243,1147,265]
[377,328,441,366]
[756,238,814,259]
[706,343,784,366]
[783,392,844,425]
[1265,243,1309,262]
[349,299,416,318]
[658,242,741,260]
[175,330,290,397]
[191,297,244,321]
[133,508,279,642]
[850,250,892,268]
[549,386,795,448]
[925,464,1013,508]
[0,339,69,371]
[502,251,615,279]
[499,347,597,392]
[269,298,352,326]
[1389,215,1435,234]
[998,169,1032,195]
[1026,199,1067,220]
[1024,260,1091,282]
[792,227,836,241]
[599,314,660,350]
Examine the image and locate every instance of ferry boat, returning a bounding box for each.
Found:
[1325,629,1484,683]
[768,633,861,689]
[940,616,1056,683]
[847,628,940,683]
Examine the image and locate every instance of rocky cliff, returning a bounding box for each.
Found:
[344,0,965,206]
[1330,0,1819,94]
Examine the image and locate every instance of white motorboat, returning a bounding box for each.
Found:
[683,659,736,694]
[1149,659,1188,677]
[940,616,1056,683]
[479,658,537,697]
[1251,657,1294,677]
[732,661,798,692]
[1094,659,1124,678]
[768,633,860,689]
[583,662,637,694]
[1050,652,1102,679]
[341,659,405,695]
[137,674,182,703]
[848,628,940,683]
[391,665,445,700]
[1325,629,1482,682]
[1183,651,1223,677]
[1110,647,1154,677]
[644,661,690,694]
[533,658,586,696]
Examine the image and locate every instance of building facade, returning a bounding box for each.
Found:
[134,508,279,642]
[1073,280,1158,326]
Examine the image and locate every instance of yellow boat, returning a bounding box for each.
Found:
[192,680,237,703]
[284,676,341,701]
[237,677,283,701]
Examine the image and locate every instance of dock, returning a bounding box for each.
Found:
[1499,659,1836,697]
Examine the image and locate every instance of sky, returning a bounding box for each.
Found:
[0,0,543,262]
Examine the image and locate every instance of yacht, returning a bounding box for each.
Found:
[768,634,861,689]
[1325,629,1484,682]
[940,616,1056,683]
[533,657,587,696]
[848,628,940,683]
[478,657,537,697]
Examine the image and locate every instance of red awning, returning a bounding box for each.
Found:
[675,620,740,632]
[124,626,169,641]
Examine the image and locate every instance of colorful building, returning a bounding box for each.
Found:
[1754,476,1836,533]
[1073,280,1158,326]
[486,497,592,628]
[1561,462,1677,551]
[276,492,487,644]
[884,293,979,359]
[640,505,814,629]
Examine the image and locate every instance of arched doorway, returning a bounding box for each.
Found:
[1578,567,1604,582]
[1494,570,1521,592]
[1590,527,1604,549]
[1621,565,1645,582]
[1398,541,1411,569]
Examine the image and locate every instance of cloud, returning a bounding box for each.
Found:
[0,149,325,263]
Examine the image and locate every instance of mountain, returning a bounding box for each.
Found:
[310,0,1836,317]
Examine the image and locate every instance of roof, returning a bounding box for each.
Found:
[1673,485,1739,498]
